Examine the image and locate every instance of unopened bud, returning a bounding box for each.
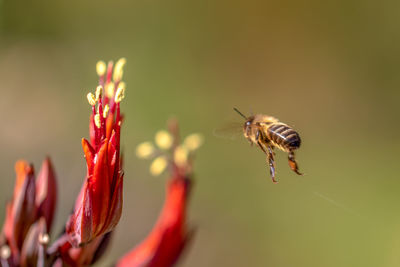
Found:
[0,245,10,260]
[38,233,50,245]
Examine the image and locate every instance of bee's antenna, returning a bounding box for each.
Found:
[233,107,247,119]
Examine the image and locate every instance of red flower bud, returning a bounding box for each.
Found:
[66,61,125,247]
[3,161,37,263]
[117,172,193,267]
[20,217,47,267]
[35,158,57,232]
[54,232,113,267]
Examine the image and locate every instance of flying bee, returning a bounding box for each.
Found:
[234,108,303,183]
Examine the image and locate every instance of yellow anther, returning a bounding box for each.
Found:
[114,86,125,103]
[136,142,155,159]
[87,92,96,106]
[39,233,50,245]
[105,83,115,98]
[115,58,126,70]
[0,245,10,259]
[174,145,189,167]
[113,57,126,82]
[155,130,173,150]
[184,133,204,151]
[150,156,168,176]
[96,61,106,76]
[114,70,124,83]
[103,104,110,118]
[94,113,101,128]
[118,81,126,90]
[95,85,103,101]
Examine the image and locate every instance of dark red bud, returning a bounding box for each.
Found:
[117,175,192,267]
[35,157,57,232]
[4,161,37,262]
[20,218,47,267]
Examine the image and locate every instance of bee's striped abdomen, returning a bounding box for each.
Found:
[267,123,301,151]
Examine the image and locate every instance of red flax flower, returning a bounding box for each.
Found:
[1,158,57,266]
[52,232,112,266]
[66,59,126,247]
[117,120,203,267]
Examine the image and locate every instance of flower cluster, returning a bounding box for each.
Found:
[136,124,203,176]
[0,159,56,266]
[65,58,126,248]
[118,119,202,267]
[0,59,202,267]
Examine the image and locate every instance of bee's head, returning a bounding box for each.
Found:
[243,116,254,137]
[233,108,254,137]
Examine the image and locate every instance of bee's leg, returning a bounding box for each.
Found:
[288,150,303,175]
[257,141,277,183]
[255,129,261,142]
[255,130,277,183]
[247,137,253,145]
[247,128,261,147]
[247,127,253,144]
[266,145,277,183]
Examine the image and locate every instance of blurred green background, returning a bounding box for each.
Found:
[1,0,400,266]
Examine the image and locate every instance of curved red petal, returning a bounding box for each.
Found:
[20,217,47,267]
[7,161,37,258]
[35,157,57,232]
[82,138,95,174]
[90,139,111,236]
[89,114,96,146]
[102,173,123,234]
[116,176,191,267]
[66,182,93,247]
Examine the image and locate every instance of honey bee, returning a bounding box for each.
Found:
[234,108,303,183]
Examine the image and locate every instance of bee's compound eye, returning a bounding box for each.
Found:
[246,121,251,126]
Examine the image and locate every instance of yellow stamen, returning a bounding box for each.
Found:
[103,104,109,118]
[0,245,10,259]
[96,61,106,76]
[95,85,103,101]
[155,130,173,150]
[136,142,155,159]
[94,113,101,128]
[105,83,115,98]
[113,57,126,82]
[184,133,204,151]
[87,92,96,106]
[150,156,168,176]
[115,86,125,103]
[174,145,189,167]
[118,81,126,90]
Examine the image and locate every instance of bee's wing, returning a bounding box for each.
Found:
[213,122,243,140]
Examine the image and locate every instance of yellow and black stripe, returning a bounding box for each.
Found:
[267,123,301,151]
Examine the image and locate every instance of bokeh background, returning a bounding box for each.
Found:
[1,0,400,266]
